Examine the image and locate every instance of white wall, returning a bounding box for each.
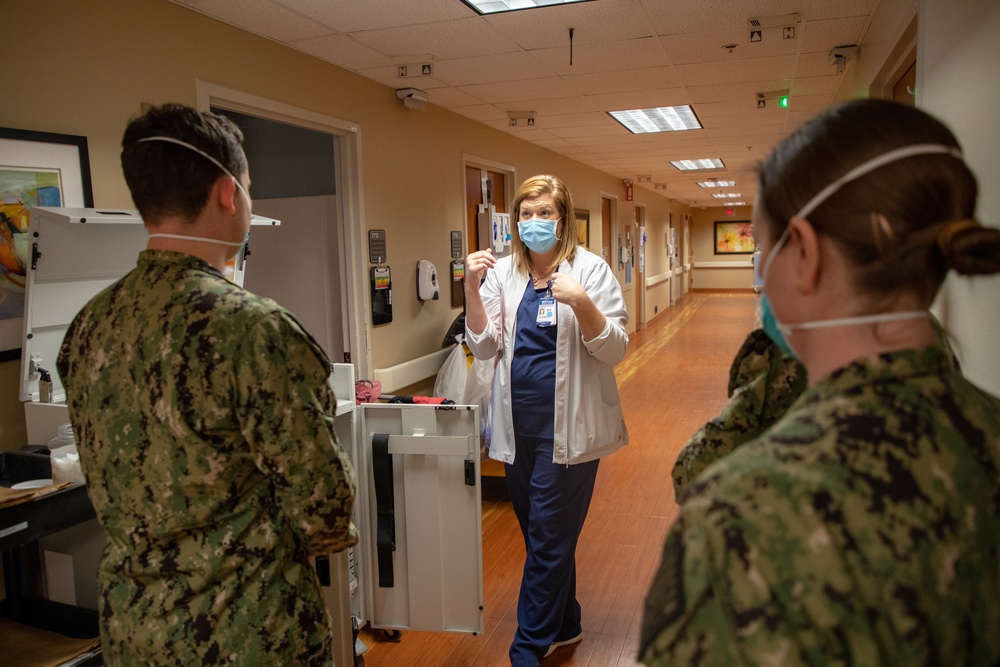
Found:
[919,0,1000,395]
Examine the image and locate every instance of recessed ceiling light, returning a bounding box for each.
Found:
[607,106,703,134]
[671,158,725,171]
[697,180,735,188]
[461,0,593,15]
[712,193,742,199]
[725,201,747,206]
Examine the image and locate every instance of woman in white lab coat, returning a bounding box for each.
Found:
[465,174,629,666]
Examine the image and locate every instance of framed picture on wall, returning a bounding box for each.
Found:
[714,220,754,254]
[574,208,589,247]
[0,127,94,361]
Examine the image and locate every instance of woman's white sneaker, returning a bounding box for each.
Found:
[544,633,583,658]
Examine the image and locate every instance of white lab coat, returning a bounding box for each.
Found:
[466,247,629,465]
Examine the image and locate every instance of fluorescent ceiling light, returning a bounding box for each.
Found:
[608,106,703,134]
[698,180,735,188]
[712,193,742,199]
[724,202,747,206]
[671,158,725,171]
[461,0,593,15]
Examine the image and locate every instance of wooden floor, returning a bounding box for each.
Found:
[358,291,758,667]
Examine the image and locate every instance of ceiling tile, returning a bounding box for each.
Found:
[644,0,802,36]
[290,33,394,70]
[675,55,796,86]
[800,16,869,53]
[433,51,554,87]
[528,36,671,76]
[273,0,471,32]
[661,29,796,65]
[457,77,582,104]
[562,65,681,96]
[177,0,331,41]
[349,17,519,60]
[485,0,653,49]
[584,88,692,112]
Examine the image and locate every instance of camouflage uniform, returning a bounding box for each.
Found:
[671,329,806,502]
[641,342,1000,666]
[56,250,358,666]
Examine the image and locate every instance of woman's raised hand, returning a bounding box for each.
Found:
[465,249,496,286]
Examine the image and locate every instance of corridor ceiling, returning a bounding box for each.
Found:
[166,0,886,207]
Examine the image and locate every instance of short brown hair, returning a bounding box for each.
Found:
[121,103,247,224]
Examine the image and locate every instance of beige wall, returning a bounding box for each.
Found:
[919,0,1000,395]
[689,205,755,290]
[1,0,689,446]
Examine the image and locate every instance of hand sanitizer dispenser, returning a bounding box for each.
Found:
[416,260,439,301]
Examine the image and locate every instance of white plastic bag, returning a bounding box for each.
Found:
[465,357,495,451]
[433,344,469,402]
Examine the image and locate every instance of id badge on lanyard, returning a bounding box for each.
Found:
[537,280,556,327]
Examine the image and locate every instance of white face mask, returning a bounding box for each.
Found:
[137,136,250,249]
[146,232,246,248]
[760,143,962,353]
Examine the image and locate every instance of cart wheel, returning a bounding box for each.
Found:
[382,629,403,643]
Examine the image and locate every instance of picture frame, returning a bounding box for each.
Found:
[714,220,755,255]
[574,208,589,247]
[0,127,94,361]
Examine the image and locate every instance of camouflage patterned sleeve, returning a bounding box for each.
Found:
[672,331,806,501]
[235,310,359,555]
[642,476,852,667]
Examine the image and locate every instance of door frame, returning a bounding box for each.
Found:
[196,81,372,380]
[462,154,515,254]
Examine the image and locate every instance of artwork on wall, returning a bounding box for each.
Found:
[574,208,589,247]
[0,127,93,360]
[714,220,755,254]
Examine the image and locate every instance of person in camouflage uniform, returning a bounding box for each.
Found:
[56,104,357,666]
[672,320,957,503]
[641,99,1000,665]
[671,328,806,502]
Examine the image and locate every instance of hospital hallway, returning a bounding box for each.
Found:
[357,290,759,667]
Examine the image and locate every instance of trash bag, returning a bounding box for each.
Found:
[433,344,468,402]
[465,356,495,452]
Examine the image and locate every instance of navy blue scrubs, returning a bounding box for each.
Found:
[507,278,600,665]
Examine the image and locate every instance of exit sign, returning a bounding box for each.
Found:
[726,208,735,215]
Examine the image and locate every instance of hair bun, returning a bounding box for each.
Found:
[936,219,980,254]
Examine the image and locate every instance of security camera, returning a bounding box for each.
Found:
[829,44,859,66]
[396,88,428,110]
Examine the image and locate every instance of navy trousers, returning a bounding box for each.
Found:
[505,435,599,666]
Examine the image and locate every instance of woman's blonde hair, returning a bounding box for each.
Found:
[510,174,579,276]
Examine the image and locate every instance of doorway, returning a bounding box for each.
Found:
[196,82,371,378]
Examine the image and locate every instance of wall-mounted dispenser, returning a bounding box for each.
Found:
[416,259,439,301]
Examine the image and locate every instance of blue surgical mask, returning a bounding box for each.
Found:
[759,292,794,356]
[518,218,560,253]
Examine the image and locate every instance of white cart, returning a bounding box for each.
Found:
[324,363,484,666]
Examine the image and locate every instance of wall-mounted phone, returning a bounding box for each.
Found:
[417,259,439,301]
